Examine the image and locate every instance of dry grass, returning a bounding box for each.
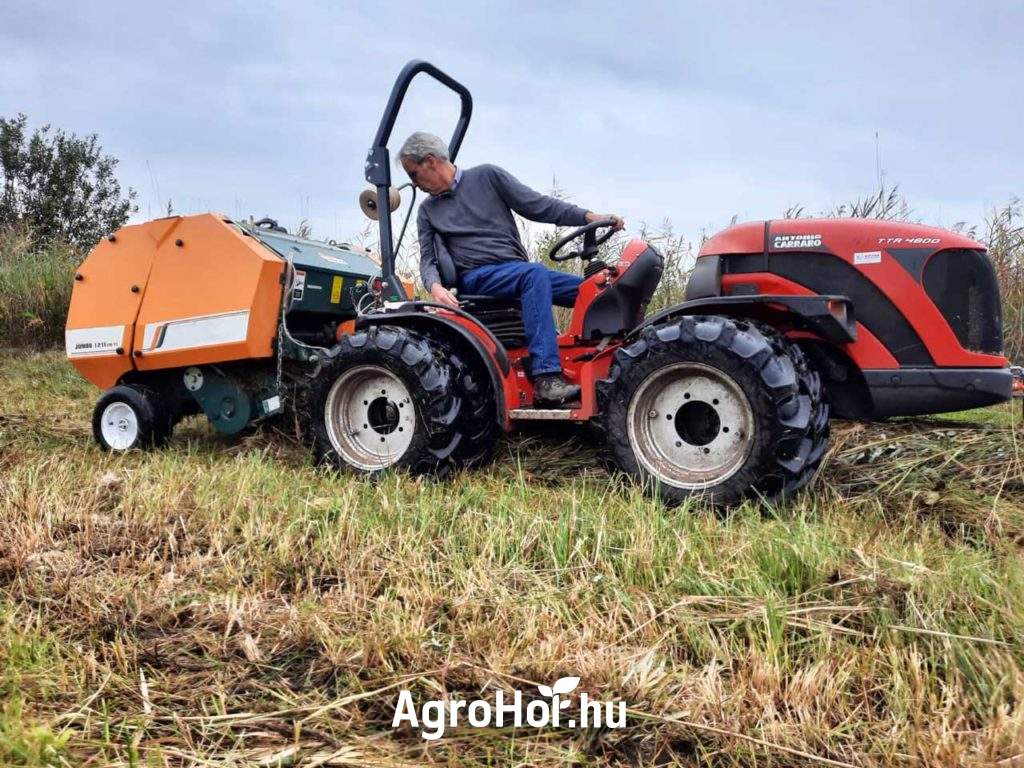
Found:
[982,199,1024,363]
[1,349,1023,766]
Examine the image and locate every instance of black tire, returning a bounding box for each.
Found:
[307,325,463,476]
[92,384,172,452]
[596,315,827,506]
[445,344,498,469]
[775,340,830,498]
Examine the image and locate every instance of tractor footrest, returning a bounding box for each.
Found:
[509,408,574,420]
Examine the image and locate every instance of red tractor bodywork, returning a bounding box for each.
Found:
[689,218,1009,417]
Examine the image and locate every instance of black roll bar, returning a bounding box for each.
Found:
[364,60,473,299]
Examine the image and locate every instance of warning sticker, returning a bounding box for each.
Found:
[853,251,882,265]
[330,275,344,304]
[292,270,306,301]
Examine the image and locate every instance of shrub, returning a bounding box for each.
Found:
[0,114,136,247]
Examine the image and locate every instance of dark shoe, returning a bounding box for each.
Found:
[533,374,581,406]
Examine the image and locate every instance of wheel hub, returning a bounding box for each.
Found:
[323,365,416,470]
[100,402,139,451]
[674,400,720,446]
[627,362,754,489]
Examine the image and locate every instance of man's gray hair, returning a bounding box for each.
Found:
[398,131,450,164]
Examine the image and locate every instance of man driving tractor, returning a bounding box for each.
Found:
[399,131,624,406]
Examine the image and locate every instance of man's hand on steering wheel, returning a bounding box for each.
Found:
[585,211,625,231]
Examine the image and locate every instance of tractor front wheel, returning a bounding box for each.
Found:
[597,316,827,506]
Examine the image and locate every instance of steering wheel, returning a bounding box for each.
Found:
[548,219,618,262]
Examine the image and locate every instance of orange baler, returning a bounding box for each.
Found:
[67,213,384,449]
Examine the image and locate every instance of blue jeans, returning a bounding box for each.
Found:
[459,261,582,376]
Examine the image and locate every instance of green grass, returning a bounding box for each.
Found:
[0,613,70,767]
[0,228,79,349]
[1,348,1023,766]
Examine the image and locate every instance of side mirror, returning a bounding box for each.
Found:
[359,187,401,221]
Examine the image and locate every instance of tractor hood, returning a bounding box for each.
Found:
[699,219,984,258]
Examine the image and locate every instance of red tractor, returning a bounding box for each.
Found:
[311,60,1013,504]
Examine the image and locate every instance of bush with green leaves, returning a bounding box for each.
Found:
[0,114,136,247]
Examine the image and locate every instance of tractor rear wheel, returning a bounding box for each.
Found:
[92,384,173,452]
[597,315,827,506]
[446,345,498,469]
[308,326,462,476]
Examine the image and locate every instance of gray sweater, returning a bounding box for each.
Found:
[417,164,589,290]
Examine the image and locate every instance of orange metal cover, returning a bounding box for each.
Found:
[66,214,285,388]
[65,217,177,388]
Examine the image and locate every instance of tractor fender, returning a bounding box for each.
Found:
[354,309,507,423]
[630,294,858,346]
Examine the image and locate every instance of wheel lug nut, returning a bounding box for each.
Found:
[648,410,658,418]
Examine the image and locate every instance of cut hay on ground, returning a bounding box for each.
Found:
[1,350,1022,766]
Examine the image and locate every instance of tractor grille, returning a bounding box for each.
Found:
[922,249,1003,354]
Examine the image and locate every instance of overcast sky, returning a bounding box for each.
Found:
[4,1,1022,248]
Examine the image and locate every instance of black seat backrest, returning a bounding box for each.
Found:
[433,237,526,347]
[435,235,459,288]
[582,247,663,339]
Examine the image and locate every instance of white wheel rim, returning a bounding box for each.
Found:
[627,362,755,489]
[100,402,140,451]
[323,365,416,470]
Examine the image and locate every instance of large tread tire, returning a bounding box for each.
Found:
[775,340,830,498]
[596,315,827,506]
[92,384,173,452]
[307,325,463,477]
[445,345,498,470]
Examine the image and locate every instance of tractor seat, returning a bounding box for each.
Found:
[434,237,527,348]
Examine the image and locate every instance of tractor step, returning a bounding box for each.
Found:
[509,408,574,420]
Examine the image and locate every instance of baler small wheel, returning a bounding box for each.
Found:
[308,326,463,476]
[92,385,172,452]
[597,315,827,506]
